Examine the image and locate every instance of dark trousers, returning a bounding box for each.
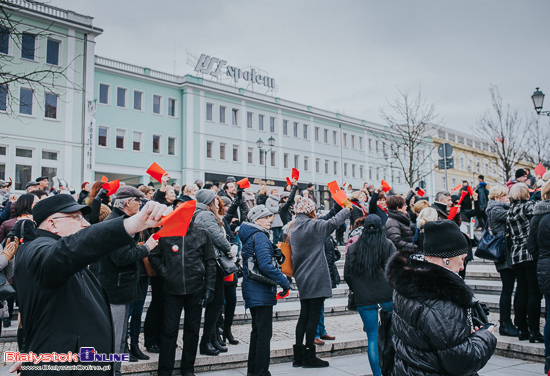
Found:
[128,276,149,345]
[295,297,325,347]
[498,268,516,323]
[201,271,224,345]
[513,260,542,332]
[248,306,273,376]
[272,227,283,245]
[144,275,164,348]
[158,292,203,376]
[224,284,237,331]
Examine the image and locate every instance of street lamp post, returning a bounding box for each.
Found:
[531,88,550,116]
[256,136,276,181]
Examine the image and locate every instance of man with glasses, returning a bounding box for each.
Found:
[13,194,170,375]
[98,187,159,374]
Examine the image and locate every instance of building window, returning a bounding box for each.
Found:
[153,135,161,154]
[233,145,239,162]
[324,129,328,143]
[344,163,348,176]
[219,106,226,123]
[132,131,142,151]
[42,150,58,160]
[333,161,338,175]
[293,122,298,137]
[0,163,4,180]
[168,137,176,155]
[259,115,264,131]
[369,167,373,179]
[16,148,32,158]
[270,151,276,167]
[21,32,35,60]
[98,126,108,147]
[359,136,363,150]
[315,127,319,141]
[232,108,238,125]
[247,112,253,128]
[0,84,7,112]
[333,131,337,145]
[153,95,162,114]
[351,135,355,149]
[304,156,309,171]
[220,143,226,160]
[133,91,143,111]
[294,154,299,169]
[303,124,308,139]
[270,117,276,133]
[46,39,60,65]
[352,164,356,178]
[206,103,213,121]
[324,160,328,174]
[19,87,33,115]
[316,158,320,173]
[376,140,379,153]
[283,120,288,135]
[44,93,58,119]
[376,168,379,180]
[116,129,125,149]
[206,141,213,158]
[248,147,253,163]
[368,138,372,151]
[168,98,177,117]
[360,166,363,179]
[0,27,9,55]
[99,84,109,105]
[259,149,265,165]
[15,164,32,190]
[1,146,6,155]
[284,153,289,168]
[117,87,127,108]
[343,133,347,147]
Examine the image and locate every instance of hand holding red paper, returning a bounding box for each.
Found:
[457,190,468,205]
[102,179,120,196]
[448,206,459,220]
[237,177,251,189]
[146,162,167,183]
[123,201,173,236]
[467,186,474,196]
[152,200,196,240]
[535,163,546,178]
[381,179,391,193]
[276,289,290,300]
[291,168,300,181]
[327,180,349,207]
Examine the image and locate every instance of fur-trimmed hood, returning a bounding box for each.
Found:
[534,199,550,216]
[386,251,474,308]
[486,199,509,214]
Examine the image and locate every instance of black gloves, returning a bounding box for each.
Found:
[237,187,244,199]
[201,290,214,308]
[95,188,108,201]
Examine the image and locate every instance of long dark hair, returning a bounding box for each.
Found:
[15,194,35,217]
[351,225,391,277]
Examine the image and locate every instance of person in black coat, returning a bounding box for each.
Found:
[14,195,170,375]
[386,220,496,376]
[368,187,388,225]
[384,195,417,253]
[279,182,298,226]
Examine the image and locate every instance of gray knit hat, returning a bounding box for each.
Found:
[248,205,273,222]
[195,189,217,205]
[422,220,469,258]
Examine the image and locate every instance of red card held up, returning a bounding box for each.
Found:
[332,190,348,207]
[101,175,109,183]
[416,188,425,197]
[237,177,251,189]
[448,206,459,220]
[327,180,339,195]
[146,162,167,183]
[535,163,546,178]
[381,179,391,193]
[276,289,290,300]
[153,200,197,240]
[102,179,120,196]
[453,184,462,191]
[467,186,474,196]
[7,177,12,188]
[292,168,299,181]
[286,177,292,186]
[457,190,468,205]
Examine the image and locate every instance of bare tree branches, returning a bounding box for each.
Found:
[525,114,550,167]
[379,88,441,188]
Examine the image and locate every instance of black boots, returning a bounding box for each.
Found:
[302,346,329,368]
[224,327,239,345]
[529,331,544,343]
[199,342,219,356]
[292,344,304,367]
[545,356,550,374]
[211,332,228,353]
[498,320,518,337]
[129,344,150,360]
[518,330,529,341]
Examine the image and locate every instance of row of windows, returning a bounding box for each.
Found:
[0,27,61,66]
[97,126,177,156]
[0,84,59,119]
[98,84,177,117]
[0,146,60,190]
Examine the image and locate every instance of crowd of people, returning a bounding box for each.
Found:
[0,165,549,375]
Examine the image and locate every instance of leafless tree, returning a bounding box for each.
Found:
[379,88,441,189]
[476,85,528,182]
[524,114,550,168]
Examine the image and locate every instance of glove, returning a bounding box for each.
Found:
[229,244,238,263]
[95,188,108,201]
[200,290,214,308]
[276,288,290,300]
[1,237,19,261]
[237,187,244,199]
[273,246,283,260]
[342,198,353,210]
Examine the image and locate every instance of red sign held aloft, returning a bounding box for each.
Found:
[102,179,120,197]
[292,168,300,181]
[416,188,426,197]
[381,180,391,193]
[101,176,109,183]
[535,163,546,178]
[286,177,292,186]
[467,186,474,196]
[452,184,462,191]
[457,191,468,205]
[146,162,167,183]
[327,181,340,195]
[327,180,348,207]
[448,206,459,220]
[152,200,196,240]
[237,177,251,189]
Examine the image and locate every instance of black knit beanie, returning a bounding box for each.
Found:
[422,220,468,258]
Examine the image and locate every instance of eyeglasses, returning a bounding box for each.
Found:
[51,214,85,222]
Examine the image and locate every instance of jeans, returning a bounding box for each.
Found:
[356,301,393,376]
[272,227,283,245]
[144,275,164,348]
[248,306,273,376]
[201,271,224,345]
[316,303,326,338]
[498,268,516,323]
[158,292,203,376]
[295,297,325,347]
[110,303,130,376]
[128,276,149,345]
[513,260,542,332]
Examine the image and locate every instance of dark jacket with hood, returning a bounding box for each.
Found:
[386,252,497,376]
[279,184,298,226]
[385,210,417,253]
[368,191,388,225]
[527,199,550,296]
[350,198,366,228]
[240,222,289,309]
[148,221,217,295]
[486,200,512,271]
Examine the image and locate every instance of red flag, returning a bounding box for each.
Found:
[276,289,290,300]
[416,188,425,197]
[7,177,12,188]
[448,206,459,220]
[381,179,391,193]
[332,190,348,207]
[291,168,300,181]
[146,162,167,183]
[101,175,109,183]
[237,177,250,189]
[286,177,292,186]
[102,179,120,196]
[153,200,196,240]
[535,163,546,178]
[467,186,474,196]
[223,274,235,282]
[327,181,339,195]
[452,184,462,191]
[457,191,468,205]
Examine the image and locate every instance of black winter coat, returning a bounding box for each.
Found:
[385,210,417,253]
[148,222,217,295]
[15,217,137,375]
[350,199,366,228]
[279,184,298,226]
[386,252,497,376]
[368,191,388,225]
[98,208,148,304]
[324,236,340,288]
[527,200,550,296]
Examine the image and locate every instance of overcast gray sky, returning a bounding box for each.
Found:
[48,0,550,132]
